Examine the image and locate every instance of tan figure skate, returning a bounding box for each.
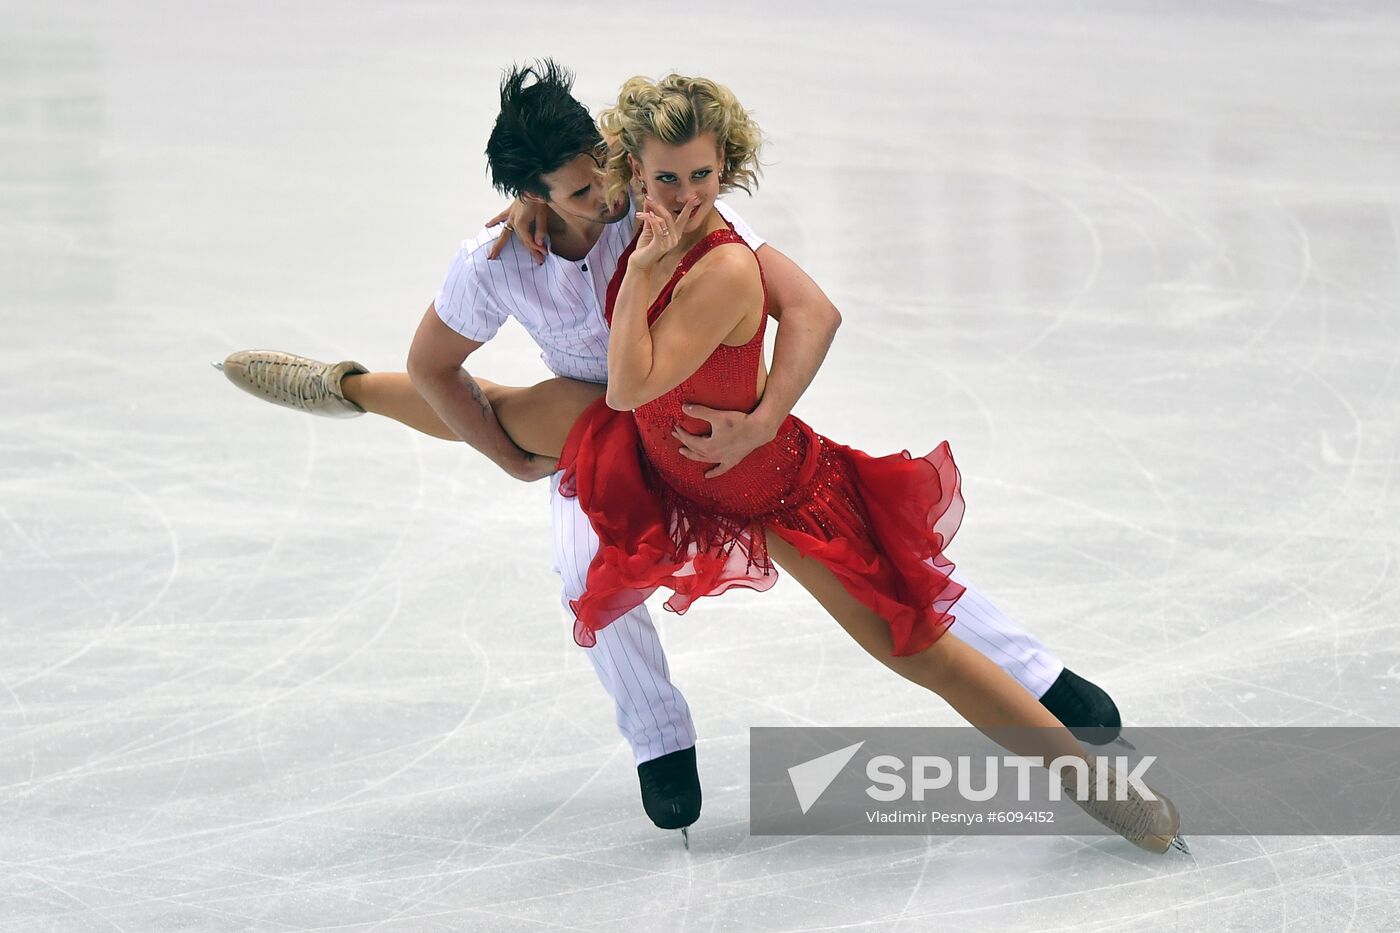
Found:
[216,350,368,418]
[1066,755,1190,855]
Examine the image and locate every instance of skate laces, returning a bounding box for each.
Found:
[252,359,328,408]
[1072,761,1161,842]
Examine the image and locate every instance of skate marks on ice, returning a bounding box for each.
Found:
[3,0,1400,929]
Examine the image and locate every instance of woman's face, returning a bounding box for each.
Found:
[633,133,724,235]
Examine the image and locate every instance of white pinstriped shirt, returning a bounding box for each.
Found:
[434,200,764,383]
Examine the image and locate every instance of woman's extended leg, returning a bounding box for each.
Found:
[764,533,1083,763]
[479,376,604,457]
[221,351,601,455]
[339,371,458,440]
[338,371,602,457]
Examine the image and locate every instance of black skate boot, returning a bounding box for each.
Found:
[1039,668,1127,747]
[637,746,701,847]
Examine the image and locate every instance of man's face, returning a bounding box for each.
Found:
[536,147,629,226]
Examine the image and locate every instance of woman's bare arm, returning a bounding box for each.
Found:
[670,243,841,477]
[607,243,762,410]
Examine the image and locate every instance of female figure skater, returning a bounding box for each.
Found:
[438,74,1184,854]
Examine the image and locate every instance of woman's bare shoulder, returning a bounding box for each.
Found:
[676,241,761,295]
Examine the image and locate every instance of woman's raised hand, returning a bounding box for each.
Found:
[631,195,700,270]
[487,199,550,263]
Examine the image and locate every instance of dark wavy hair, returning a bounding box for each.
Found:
[485,59,602,200]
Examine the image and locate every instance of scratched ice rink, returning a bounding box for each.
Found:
[3,1,1399,929]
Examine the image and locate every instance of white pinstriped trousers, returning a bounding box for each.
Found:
[550,475,1064,765]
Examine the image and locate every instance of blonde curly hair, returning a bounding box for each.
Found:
[597,74,763,206]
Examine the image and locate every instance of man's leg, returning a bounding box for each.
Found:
[549,474,697,765]
[945,567,1122,743]
[551,473,702,832]
[945,568,1063,696]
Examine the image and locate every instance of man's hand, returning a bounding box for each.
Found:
[672,403,779,479]
[486,200,550,263]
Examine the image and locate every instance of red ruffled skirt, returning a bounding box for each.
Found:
[557,400,967,657]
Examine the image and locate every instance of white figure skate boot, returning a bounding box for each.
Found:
[217,350,367,418]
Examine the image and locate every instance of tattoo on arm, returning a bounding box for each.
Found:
[465,377,493,419]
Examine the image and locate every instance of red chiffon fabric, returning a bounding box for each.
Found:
[557,224,967,657]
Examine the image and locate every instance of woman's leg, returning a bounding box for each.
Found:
[341,371,603,456]
[340,371,457,440]
[765,532,1185,851]
[484,376,604,458]
[764,534,1083,764]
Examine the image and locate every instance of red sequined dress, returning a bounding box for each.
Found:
[557,222,966,657]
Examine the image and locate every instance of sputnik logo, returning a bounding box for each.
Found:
[787,741,865,814]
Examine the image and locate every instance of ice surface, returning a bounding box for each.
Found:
[2,0,1398,929]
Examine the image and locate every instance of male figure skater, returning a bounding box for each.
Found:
[221,60,1120,836]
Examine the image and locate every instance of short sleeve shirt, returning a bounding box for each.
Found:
[434,199,765,384]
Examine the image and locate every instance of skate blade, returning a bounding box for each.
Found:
[681,826,690,851]
[1170,834,1191,855]
[1113,735,1136,751]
